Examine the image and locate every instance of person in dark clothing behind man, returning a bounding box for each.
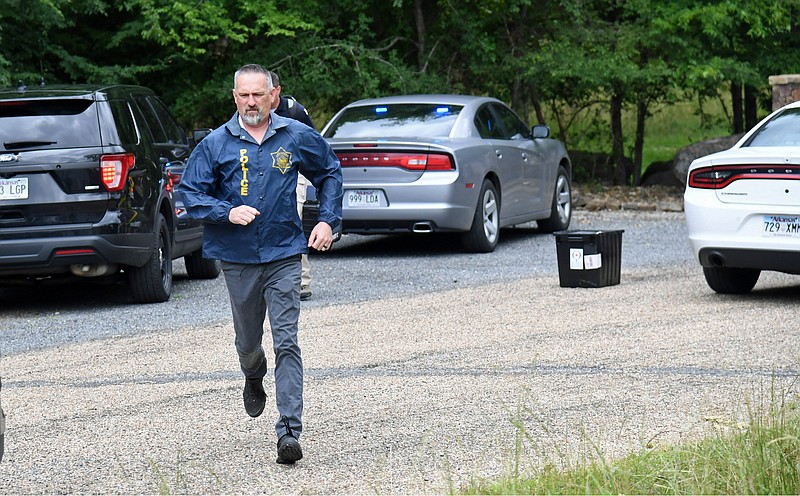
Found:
[178,63,343,464]
[269,70,315,128]
[268,70,315,301]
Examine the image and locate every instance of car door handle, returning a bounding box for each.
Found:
[495,150,502,159]
[521,153,528,161]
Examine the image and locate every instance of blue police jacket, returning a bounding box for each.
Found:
[178,111,343,264]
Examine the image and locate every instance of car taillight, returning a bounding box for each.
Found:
[100,153,135,192]
[336,151,455,171]
[688,164,800,189]
[166,171,181,193]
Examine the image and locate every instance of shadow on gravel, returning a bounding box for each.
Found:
[689,273,800,306]
[706,281,800,303]
[325,226,549,259]
[0,275,199,312]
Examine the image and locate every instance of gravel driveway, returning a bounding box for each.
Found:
[1,210,799,494]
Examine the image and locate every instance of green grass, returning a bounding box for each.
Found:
[540,90,757,176]
[464,390,800,495]
[640,98,733,168]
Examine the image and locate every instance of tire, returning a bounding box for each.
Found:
[537,165,572,233]
[128,214,173,303]
[703,266,760,294]
[184,249,221,279]
[461,179,500,253]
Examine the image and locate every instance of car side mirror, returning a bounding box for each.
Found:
[154,143,189,161]
[532,124,550,139]
[193,128,213,144]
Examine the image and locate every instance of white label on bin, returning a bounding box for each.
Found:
[569,248,584,270]
[584,253,603,270]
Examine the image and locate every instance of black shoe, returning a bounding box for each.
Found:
[276,415,303,464]
[243,378,266,418]
[276,434,303,464]
[300,285,312,301]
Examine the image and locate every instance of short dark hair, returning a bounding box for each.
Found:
[268,70,280,87]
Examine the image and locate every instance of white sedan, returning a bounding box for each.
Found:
[684,100,800,293]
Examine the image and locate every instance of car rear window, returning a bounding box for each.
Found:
[323,104,463,139]
[745,108,800,147]
[0,99,101,151]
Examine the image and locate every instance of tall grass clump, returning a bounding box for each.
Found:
[466,390,800,495]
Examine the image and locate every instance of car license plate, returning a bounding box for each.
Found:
[347,189,382,208]
[762,215,800,237]
[0,177,28,200]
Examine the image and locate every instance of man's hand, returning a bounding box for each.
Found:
[308,222,333,251]
[229,205,260,225]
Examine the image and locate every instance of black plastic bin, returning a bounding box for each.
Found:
[554,230,624,288]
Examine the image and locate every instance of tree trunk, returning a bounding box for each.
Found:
[744,84,758,130]
[731,81,743,134]
[413,0,426,72]
[531,84,546,125]
[512,78,523,118]
[610,93,626,185]
[633,96,647,186]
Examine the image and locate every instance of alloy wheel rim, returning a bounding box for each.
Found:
[555,176,571,223]
[482,189,499,243]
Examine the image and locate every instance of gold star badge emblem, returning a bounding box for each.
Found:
[271,147,293,174]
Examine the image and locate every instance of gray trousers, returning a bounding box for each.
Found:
[221,256,303,439]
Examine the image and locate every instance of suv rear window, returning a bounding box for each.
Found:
[323,104,463,139]
[0,99,101,151]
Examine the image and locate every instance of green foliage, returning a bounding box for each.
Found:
[466,391,800,495]
[1,0,799,177]
[124,0,317,56]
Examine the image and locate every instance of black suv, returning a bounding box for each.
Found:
[0,84,218,303]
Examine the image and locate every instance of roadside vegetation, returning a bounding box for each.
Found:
[2,0,798,184]
[465,388,800,495]
[544,94,733,182]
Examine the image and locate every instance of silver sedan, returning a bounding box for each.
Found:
[321,94,573,252]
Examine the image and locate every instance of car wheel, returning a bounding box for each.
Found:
[703,266,760,294]
[537,165,572,233]
[185,249,221,279]
[128,213,173,303]
[461,179,500,253]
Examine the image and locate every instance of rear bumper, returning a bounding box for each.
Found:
[0,231,153,277]
[698,247,800,273]
[341,172,477,233]
[685,190,800,273]
[343,204,474,233]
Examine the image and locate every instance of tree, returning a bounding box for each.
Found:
[523,0,678,184]
[667,0,800,132]
[3,0,800,180]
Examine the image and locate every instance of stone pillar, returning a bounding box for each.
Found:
[768,74,800,110]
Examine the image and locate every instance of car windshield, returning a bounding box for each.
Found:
[745,108,800,147]
[323,103,463,139]
[0,99,101,151]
